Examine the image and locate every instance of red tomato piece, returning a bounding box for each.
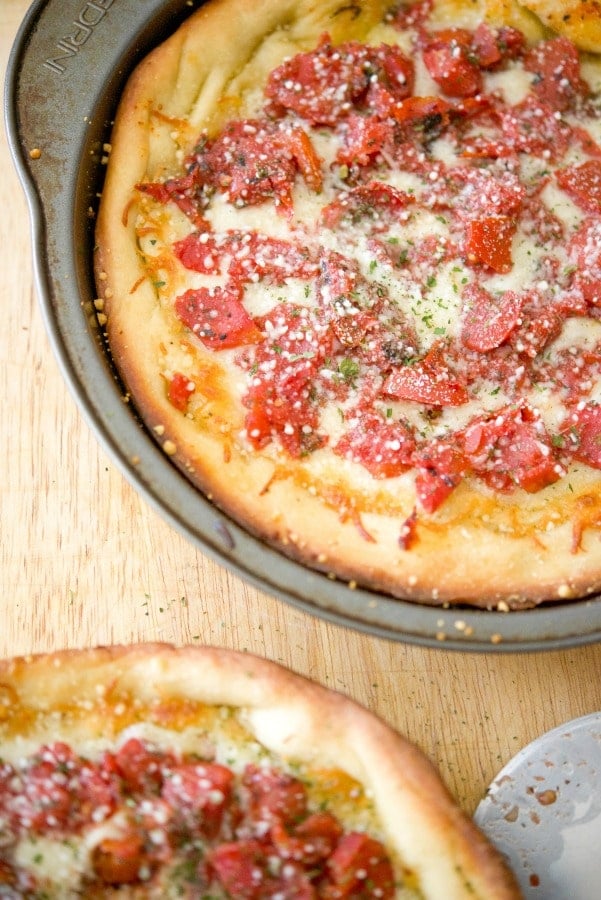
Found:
[288,127,324,192]
[453,166,525,219]
[167,372,195,411]
[161,762,233,838]
[243,305,331,456]
[496,95,573,160]
[524,35,588,111]
[509,303,563,359]
[461,284,522,352]
[208,840,266,898]
[524,37,590,111]
[175,284,263,350]
[324,832,395,899]
[264,37,372,126]
[334,414,416,479]
[563,405,601,468]
[391,0,433,29]
[209,841,316,899]
[414,441,468,513]
[464,215,516,273]
[556,160,601,214]
[336,113,394,167]
[322,181,414,229]
[176,230,319,284]
[422,29,483,98]
[92,829,149,885]
[242,764,308,827]
[10,751,74,833]
[383,344,469,407]
[190,120,321,214]
[573,125,601,159]
[470,23,501,67]
[399,507,419,549]
[391,94,452,129]
[364,44,416,115]
[462,406,562,493]
[227,233,320,285]
[136,174,209,230]
[567,219,601,306]
[111,738,173,794]
[265,38,414,126]
[270,812,343,866]
[173,232,222,275]
[471,23,525,68]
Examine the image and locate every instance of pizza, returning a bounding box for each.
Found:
[0,643,521,897]
[94,0,601,609]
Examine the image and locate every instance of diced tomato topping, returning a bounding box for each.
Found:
[265,36,371,125]
[208,839,264,898]
[414,441,467,513]
[462,406,562,492]
[324,832,395,899]
[464,215,516,273]
[175,284,263,350]
[161,762,233,838]
[562,405,601,468]
[573,125,601,159]
[242,764,308,828]
[322,181,414,229]
[567,219,601,306]
[136,174,210,230]
[422,29,482,98]
[270,812,343,866]
[391,94,452,130]
[174,232,222,275]
[176,231,319,284]
[498,96,573,159]
[337,113,394,167]
[189,119,321,214]
[391,0,433,29]
[509,296,564,359]
[209,840,315,899]
[334,414,416,478]
[167,372,195,411]
[112,738,172,795]
[92,829,149,885]
[5,743,116,835]
[524,35,588,111]
[461,284,522,352]
[471,23,525,68]
[556,160,601,214]
[227,233,320,284]
[452,167,525,219]
[288,127,324,192]
[383,344,469,407]
[265,37,413,126]
[243,306,331,456]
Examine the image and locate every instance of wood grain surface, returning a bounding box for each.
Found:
[1,0,600,818]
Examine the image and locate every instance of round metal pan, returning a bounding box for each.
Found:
[6,0,601,651]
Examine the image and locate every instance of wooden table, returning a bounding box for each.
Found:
[2,0,600,819]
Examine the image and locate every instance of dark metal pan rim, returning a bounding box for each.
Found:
[5,0,601,652]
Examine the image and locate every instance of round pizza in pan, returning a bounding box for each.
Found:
[0,644,521,897]
[95,0,601,609]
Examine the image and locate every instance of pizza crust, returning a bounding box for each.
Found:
[0,643,521,898]
[95,0,601,608]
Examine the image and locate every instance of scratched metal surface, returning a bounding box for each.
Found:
[5,0,601,651]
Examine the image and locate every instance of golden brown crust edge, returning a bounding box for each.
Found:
[94,0,601,608]
[0,643,521,898]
